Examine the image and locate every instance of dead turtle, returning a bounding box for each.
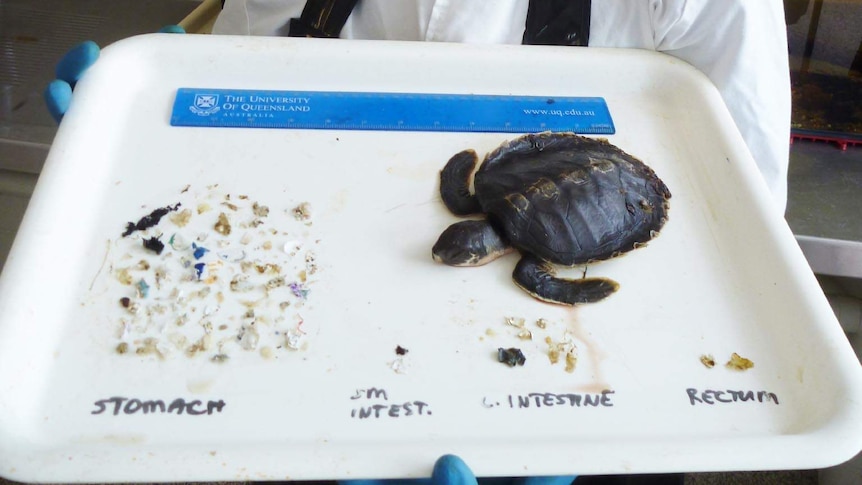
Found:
[432,132,671,305]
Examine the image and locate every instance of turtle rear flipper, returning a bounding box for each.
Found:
[513,254,619,305]
[440,149,482,215]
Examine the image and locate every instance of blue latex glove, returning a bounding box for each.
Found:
[346,454,577,485]
[44,25,185,123]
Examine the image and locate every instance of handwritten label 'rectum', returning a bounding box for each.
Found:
[686,388,779,406]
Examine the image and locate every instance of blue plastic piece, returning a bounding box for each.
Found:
[136,279,150,298]
[194,263,206,280]
[192,243,209,260]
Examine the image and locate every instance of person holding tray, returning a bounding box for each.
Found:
[46,0,791,212]
[44,1,790,483]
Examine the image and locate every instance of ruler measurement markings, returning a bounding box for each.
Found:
[170,88,615,134]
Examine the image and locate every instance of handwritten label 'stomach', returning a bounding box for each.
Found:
[686,388,779,406]
[91,396,226,416]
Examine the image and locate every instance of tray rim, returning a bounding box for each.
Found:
[0,34,860,482]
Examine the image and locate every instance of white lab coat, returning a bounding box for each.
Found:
[214,0,791,211]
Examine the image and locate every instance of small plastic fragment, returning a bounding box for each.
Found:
[170,209,192,227]
[194,262,206,280]
[305,252,318,274]
[217,248,246,262]
[285,329,305,350]
[214,212,231,235]
[565,350,578,373]
[169,233,191,250]
[143,237,165,255]
[230,274,254,292]
[283,241,301,255]
[119,297,140,315]
[192,243,209,260]
[135,338,163,358]
[211,353,230,363]
[545,334,577,372]
[238,324,260,351]
[136,279,150,298]
[395,345,409,355]
[116,268,133,285]
[505,316,526,328]
[186,334,212,357]
[700,354,716,369]
[288,282,309,299]
[266,277,286,289]
[122,203,180,237]
[252,202,270,217]
[726,353,754,371]
[390,357,408,374]
[292,202,312,221]
[497,347,526,367]
[263,263,282,274]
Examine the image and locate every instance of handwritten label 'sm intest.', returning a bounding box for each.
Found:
[349,387,432,419]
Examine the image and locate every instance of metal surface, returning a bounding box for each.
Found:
[787,141,862,281]
[0,0,201,174]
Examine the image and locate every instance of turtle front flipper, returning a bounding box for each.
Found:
[432,219,512,266]
[440,149,482,215]
[513,254,619,305]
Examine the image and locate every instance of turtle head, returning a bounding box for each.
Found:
[432,220,511,267]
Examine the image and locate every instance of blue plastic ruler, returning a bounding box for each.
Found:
[170,88,615,134]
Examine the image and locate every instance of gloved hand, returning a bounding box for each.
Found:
[43,25,185,123]
[346,454,578,485]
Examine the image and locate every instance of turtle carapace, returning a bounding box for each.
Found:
[432,132,671,306]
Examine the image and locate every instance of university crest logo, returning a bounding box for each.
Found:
[190,94,220,116]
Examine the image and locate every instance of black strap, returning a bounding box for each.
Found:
[288,0,360,38]
[285,0,590,44]
[522,0,591,46]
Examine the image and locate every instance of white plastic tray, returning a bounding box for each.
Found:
[0,34,860,482]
